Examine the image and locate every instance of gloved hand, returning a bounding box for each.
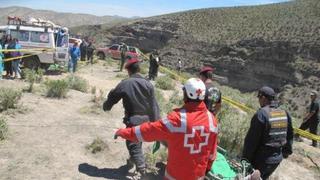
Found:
[114,129,125,139]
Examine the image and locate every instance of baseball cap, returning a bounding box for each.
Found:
[258,86,276,98]
[200,66,214,74]
[125,58,140,69]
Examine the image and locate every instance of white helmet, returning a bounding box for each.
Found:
[183,78,206,100]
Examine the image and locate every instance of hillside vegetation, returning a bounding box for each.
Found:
[156,0,320,44]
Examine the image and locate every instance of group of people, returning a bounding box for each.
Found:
[79,39,95,64]
[0,34,22,80]
[102,56,302,180]
[68,39,95,73]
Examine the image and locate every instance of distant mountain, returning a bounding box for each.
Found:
[0,6,130,27]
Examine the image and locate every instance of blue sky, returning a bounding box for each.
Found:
[1,0,289,17]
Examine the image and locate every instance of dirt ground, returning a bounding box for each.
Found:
[0,60,320,180]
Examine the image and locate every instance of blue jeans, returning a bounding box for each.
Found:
[12,59,21,78]
[68,58,78,73]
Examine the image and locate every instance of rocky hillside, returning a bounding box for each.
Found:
[0,6,129,27]
[73,0,320,119]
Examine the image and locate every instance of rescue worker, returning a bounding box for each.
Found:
[199,66,222,115]
[295,90,319,147]
[148,49,160,80]
[86,41,95,64]
[103,58,160,176]
[119,43,128,71]
[242,86,293,180]
[115,78,219,180]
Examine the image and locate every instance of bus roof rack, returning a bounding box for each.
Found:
[7,16,62,30]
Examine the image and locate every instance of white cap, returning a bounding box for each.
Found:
[183,78,206,100]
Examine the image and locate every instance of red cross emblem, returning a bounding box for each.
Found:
[184,126,209,154]
[196,89,202,96]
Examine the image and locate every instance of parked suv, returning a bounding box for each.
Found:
[96,44,141,60]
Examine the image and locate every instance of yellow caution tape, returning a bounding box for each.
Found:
[294,127,320,141]
[1,47,55,62]
[3,53,41,62]
[140,51,320,142]
[0,48,54,53]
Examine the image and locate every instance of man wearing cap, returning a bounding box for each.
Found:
[115,78,219,180]
[199,66,222,115]
[242,86,293,180]
[103,58,160,176]
[296,90,319,147]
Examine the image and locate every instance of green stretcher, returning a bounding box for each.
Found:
[209,152,237,179]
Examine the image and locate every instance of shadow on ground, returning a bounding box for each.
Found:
[78,162,165,180]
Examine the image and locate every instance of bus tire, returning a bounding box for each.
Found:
[22,55,40,70]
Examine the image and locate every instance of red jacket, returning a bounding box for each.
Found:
[116,101,218,180]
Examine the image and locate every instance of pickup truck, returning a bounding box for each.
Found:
[96,44,142,60]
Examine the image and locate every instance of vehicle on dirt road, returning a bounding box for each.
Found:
[96,44,142,60]
[0,16,69,70]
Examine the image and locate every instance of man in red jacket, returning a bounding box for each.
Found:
[115,78,219,180]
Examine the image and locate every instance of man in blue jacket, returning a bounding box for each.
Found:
[69,41,81,73]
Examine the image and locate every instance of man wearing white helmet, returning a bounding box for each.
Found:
[115,78,219,180]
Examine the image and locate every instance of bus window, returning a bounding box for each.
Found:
[31,31,49,43]
[10,30,29,42]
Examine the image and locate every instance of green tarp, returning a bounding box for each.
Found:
[211,152,236,179]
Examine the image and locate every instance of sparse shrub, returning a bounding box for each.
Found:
[91,86,96,95]
[115,73,128,79]
[0,116,8,141]
[140,62,149,75]
[80,89,104,115]
[145,148,168,174]
[155,76,175,90]
[86,137,107,154]
[66,75,89,93]
[168,90,183,108]
[23,69,44,92]
[217,104,252,157]
[45,79,69,98]
[0,87,22,112]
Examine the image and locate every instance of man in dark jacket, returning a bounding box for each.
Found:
[296,90,319,147]
[242,86,293,180]
[80,39,87,61]
[148,50,160,80]
[86,41,95,64]
[103,58,160,176]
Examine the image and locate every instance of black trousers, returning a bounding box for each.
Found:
[255,162,280,180]
[87,53,93,64]
[4,54,12,76]
[299,119,319,146]
[120,55,126,71]
[125,140,146,171]
[124,115,149,172]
